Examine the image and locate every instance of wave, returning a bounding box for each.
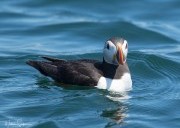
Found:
[129,51,180,99]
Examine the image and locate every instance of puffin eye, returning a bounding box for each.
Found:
[125,43,128,49]
[107,43,110,49]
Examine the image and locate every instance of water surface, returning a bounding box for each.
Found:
[0,0,180,128]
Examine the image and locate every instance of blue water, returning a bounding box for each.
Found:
[0,0,180,128]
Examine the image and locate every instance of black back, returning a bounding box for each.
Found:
[27,56,130,86]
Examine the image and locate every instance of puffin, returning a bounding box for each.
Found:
[27,37,132,92]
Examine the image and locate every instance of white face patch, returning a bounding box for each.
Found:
[103,40,117,65]
[121,40,128,63]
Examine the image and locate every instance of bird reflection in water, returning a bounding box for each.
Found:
[101,91,130,126]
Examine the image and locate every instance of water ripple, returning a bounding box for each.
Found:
[129,51,180,99]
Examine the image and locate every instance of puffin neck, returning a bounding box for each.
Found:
[102,58,122,79]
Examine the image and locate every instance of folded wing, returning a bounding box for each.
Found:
[27,57,102,86]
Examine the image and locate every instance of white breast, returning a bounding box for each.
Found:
[96,73,132,92]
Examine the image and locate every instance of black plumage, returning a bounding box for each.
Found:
[26,56,129,86]
[27,57,102,86]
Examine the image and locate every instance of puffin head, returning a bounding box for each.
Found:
[103,37,128,65]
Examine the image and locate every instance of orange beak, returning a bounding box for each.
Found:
[116,44,124,65]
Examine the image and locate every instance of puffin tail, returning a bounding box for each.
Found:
[26,60,59,80]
